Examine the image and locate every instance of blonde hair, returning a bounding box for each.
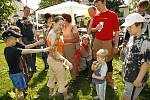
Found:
[96,49,108,57]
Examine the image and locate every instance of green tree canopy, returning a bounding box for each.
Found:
[39,0,64,9]
[0,0,16,21]
[106,0,124,14]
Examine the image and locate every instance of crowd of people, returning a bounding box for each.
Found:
[1,0,150,100]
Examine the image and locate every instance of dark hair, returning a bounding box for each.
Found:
[62,13,72,23]
[94,0,105,3]
[22,16,28,20]
[137,0,149,8]
[44,13,52,20]
[24,6,30,10]
[134,22,144,29]
[44,13,52,23]
[54,16,64,23]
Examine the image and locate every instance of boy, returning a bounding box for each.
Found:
[2,30,49,99]
[121,13,150,100]
[91,49,108,100]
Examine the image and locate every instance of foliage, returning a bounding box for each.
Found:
[0,0,16,22]
[106,0,124,15]
[39,0,64,9]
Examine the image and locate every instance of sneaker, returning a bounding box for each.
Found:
[64,93,73,100]
[108,83,117,90]
[90,83,94,88]
[93,96,100,100]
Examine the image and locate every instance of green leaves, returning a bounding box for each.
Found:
[0,0,16,21]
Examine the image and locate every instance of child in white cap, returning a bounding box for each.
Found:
[91,49,108,100]
[122,13,150,100]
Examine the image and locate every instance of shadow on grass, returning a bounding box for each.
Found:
[140,83,150,100]
[0,93,11,100]
[105,85,120,100]
[29,70,48,88]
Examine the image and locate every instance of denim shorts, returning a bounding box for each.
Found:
[9,72,27,90]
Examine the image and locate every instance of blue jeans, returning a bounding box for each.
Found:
[95,80,106,100]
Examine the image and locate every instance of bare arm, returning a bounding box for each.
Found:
[87,20,92,35]
[135,62,149,82]
[21,48,48,54]
[133,62,149,87]
[25,39,45,49]
[91,23,103,33]
[113,31,119,48]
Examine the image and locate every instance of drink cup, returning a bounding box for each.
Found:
[98,22,104,32]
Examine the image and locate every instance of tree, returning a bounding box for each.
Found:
[0,0,16,22]
[39,0,64,9]
[106,0,124,14]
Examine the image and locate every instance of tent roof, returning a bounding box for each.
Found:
[37,1,90,15]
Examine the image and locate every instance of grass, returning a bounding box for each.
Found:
[0,40,150,100]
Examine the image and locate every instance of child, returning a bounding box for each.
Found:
[2,30,49,99]
[121,13,150,100]
[76,34,92,77]
[91,49,108,100]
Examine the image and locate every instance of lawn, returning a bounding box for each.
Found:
[0,40,150,100]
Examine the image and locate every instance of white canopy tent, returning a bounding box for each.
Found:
[36,1,91,27]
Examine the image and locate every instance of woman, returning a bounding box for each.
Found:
[62,13,80,80]
[46,16,72,100]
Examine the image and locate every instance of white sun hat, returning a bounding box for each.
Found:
[121,13,145,27]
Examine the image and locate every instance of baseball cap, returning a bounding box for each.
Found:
[121,13,145,27]
[2,30,22,40]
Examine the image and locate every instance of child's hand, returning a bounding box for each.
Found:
[133,79,142,88]
[93,61,97,65]
[92,73,96,78]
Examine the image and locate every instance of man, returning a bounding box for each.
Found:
[124,0,150,42]
[87,6,97,48]
[91,0,120,89]
[136,0,150,36]
[16,6,37,72]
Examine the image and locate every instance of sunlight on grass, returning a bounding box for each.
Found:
[0,40,150,100]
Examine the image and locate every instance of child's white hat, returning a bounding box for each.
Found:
[121,13,145,27]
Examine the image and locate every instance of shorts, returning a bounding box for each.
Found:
[124,81,144,100]
[9,72,27,91]
[92,38,113,62]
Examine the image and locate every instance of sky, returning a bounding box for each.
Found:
[21,0,128,10]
